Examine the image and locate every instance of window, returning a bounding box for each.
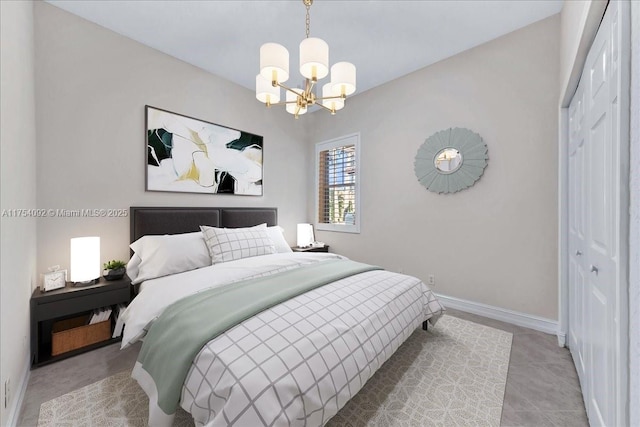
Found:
[315,133,360,233]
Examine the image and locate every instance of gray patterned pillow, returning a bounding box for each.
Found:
[200,224,276,264]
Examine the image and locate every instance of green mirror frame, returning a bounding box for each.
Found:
[414,127,488,194]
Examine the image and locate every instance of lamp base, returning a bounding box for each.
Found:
[73,278,99,287]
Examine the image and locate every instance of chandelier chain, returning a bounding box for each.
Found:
[305,1,310,38]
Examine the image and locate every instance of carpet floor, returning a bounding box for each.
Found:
[37,315,512,426]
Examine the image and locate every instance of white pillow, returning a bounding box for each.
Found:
[129,232,211,284]
[126,254,142,283]
[200,224,276,264]
[267,226,293,253]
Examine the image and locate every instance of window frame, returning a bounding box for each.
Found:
[314,133,361,234]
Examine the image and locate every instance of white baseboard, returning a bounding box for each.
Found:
[435,293,560,338]
[6,357,30,427]
[557,331,567,347]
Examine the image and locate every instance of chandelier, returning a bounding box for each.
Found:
[255,0,356,118]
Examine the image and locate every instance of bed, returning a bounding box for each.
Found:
[118,206,444,427]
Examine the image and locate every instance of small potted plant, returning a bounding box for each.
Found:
[103,260,126,281]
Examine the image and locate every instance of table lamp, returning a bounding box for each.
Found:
[70,236,100,285]
[296,223,314,248]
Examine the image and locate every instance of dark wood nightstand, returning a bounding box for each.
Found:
[292,245,330,253]
[30,276,131,367]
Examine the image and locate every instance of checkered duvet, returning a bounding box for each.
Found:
[180,269,444,426]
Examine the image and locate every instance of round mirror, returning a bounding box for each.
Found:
[434,148,463,174]
[414,127,488,194]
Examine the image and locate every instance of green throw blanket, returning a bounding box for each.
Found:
[136,259,382,415]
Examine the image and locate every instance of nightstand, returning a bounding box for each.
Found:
[30,276,131,367]
[292,245,330,253]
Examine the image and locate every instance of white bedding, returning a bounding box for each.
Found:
[117,253,345,347]
[120,253,444,426]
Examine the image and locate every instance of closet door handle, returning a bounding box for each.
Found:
[576,250,583,256]
[590,265,599,275]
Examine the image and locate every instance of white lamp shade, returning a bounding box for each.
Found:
[297,223,315,247]
[256,74,280,104]
[70,237,100,282]
[299,37,329,80]
[331,62,356,96]
[285,89,307,115]
[322,83,345,111]
[260,43,289,84]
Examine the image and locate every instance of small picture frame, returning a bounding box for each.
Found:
[42,269,67,292]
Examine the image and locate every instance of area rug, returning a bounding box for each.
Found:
[37,315,512,427]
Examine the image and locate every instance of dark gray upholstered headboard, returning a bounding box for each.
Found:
[130,207,278,242]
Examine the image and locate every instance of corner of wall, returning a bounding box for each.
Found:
[0,0,38,425]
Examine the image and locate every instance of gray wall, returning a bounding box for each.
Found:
[309,15,560,320]
[0,1,37,424]
[34,2,310,275]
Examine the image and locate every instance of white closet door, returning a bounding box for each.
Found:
[567,2,624,426]
[568,84,587,387]
[584,10,616,423]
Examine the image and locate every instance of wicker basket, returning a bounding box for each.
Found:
[51,315,111,356]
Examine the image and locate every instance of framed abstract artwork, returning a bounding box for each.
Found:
[145,106,263,195]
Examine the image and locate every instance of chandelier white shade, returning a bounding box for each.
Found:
[322,83,344,111]
[286,89,307,115]
[299,37,329,80]
[256,74,280,104]
[259,43,289,83]
[256,0,356,118]
[331,62,357,96]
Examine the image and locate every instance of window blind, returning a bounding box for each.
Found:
[318,144,356,225]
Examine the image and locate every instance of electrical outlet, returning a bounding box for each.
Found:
[4,378,10,409]
[428,274,435,286]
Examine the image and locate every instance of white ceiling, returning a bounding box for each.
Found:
[47,0,563,95]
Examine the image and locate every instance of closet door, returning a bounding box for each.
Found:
[584,10,616,423]
[568,85,587,387]
[567,2,624,426]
